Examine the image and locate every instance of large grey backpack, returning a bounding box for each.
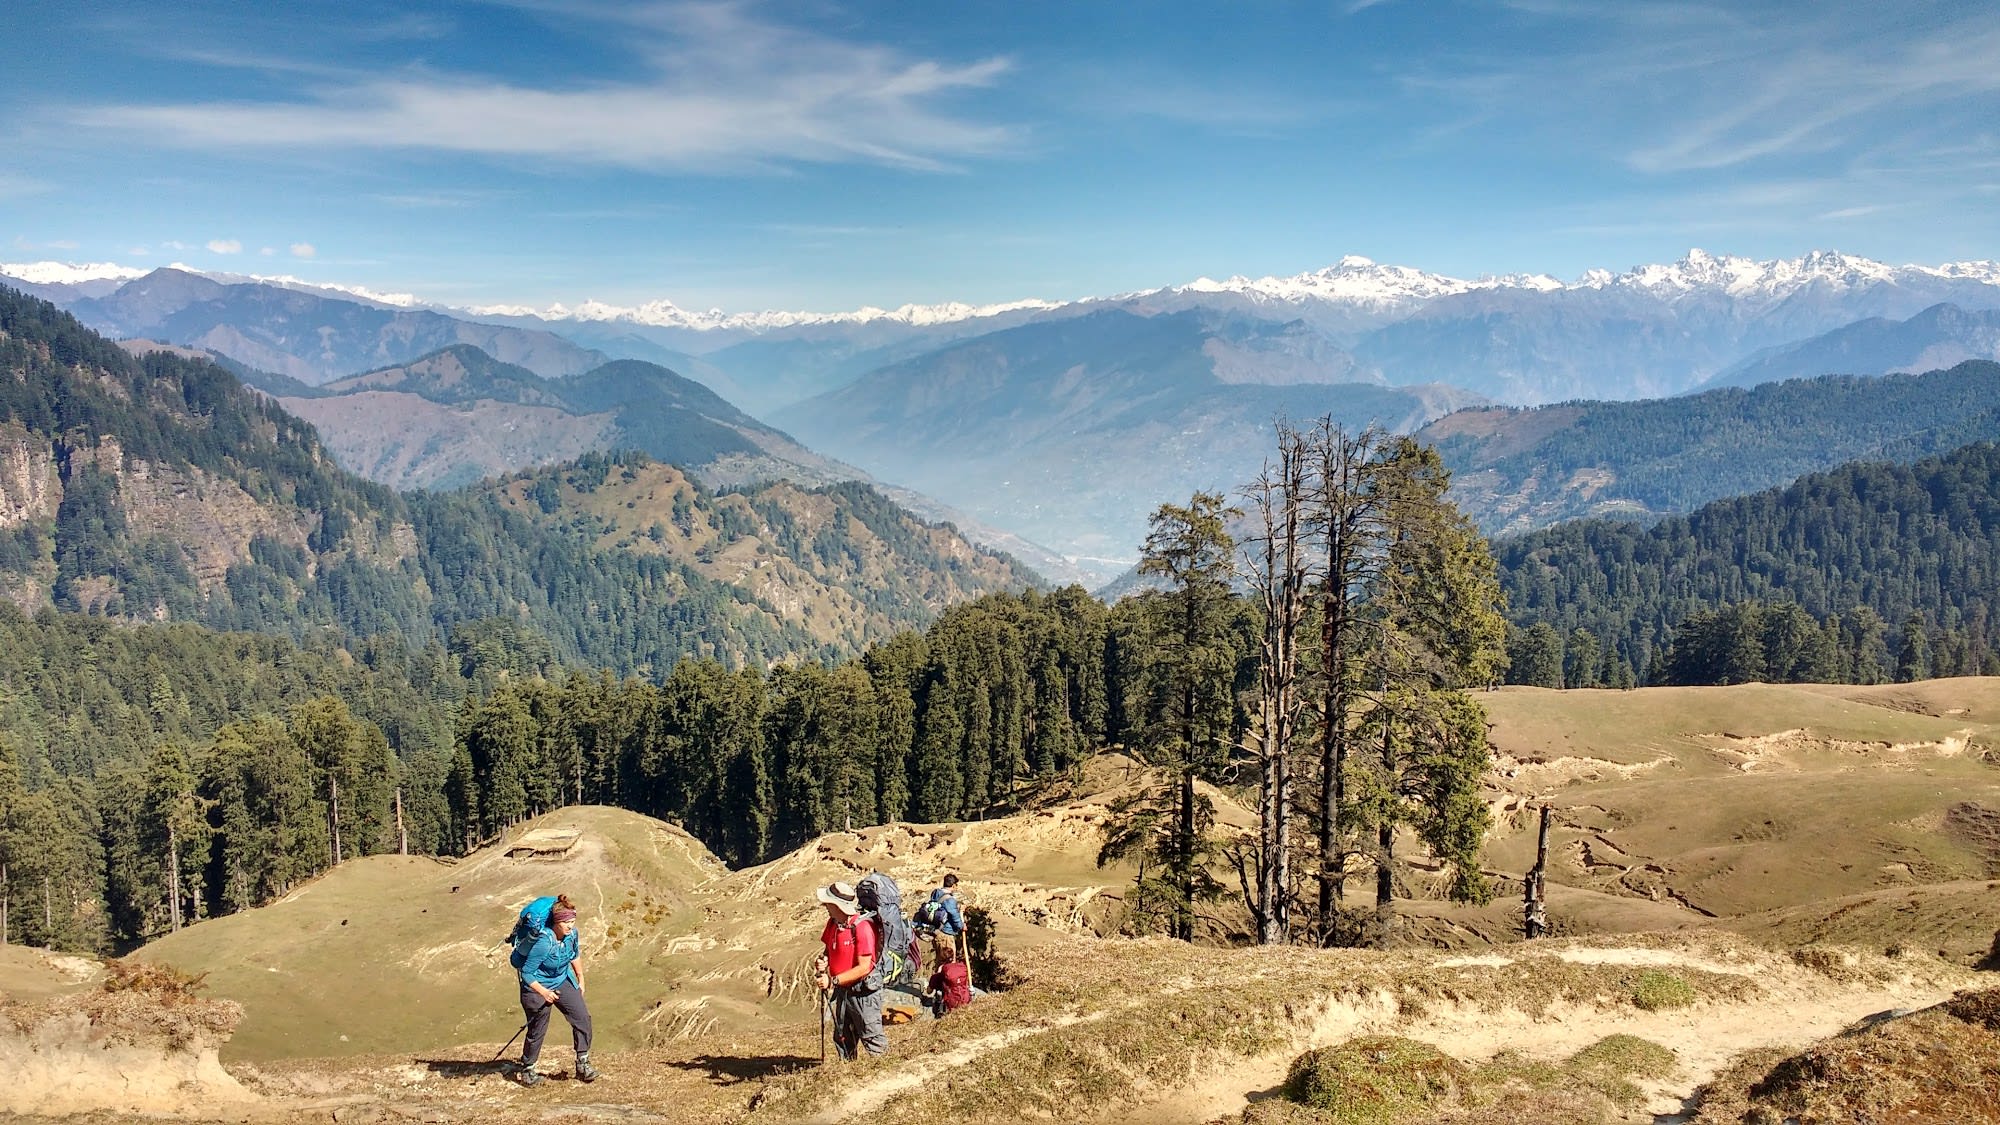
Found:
[856,871,922,993]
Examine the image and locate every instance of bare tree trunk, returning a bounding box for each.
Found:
[1168,760,1184,936]
[167,821,182,933]
[43,876,51,935]
[395,787,408,856]
[330,774,343,866]
[2,862,9,945]
[1373,821,1395,944]
[1245,429,1306,945]
[1372,674,1396,947]
[1310,421,1389,945]
[1524,805,1551,938]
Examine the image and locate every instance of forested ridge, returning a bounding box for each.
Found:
[1497,441,2000,686]
[0,285,1032,672]
[1428,360,2000,534]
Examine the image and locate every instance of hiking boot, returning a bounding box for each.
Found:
[575,1055,599,1083]
[512,1064,542,1087]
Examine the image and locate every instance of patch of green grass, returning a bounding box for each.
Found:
[1564,1034,1678,1107]
[1284,1036,1467,1125]
[1631,970,1697,1011]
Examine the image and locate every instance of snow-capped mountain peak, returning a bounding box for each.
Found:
[1150,257,1483,308]
[11,249,2000,340]
[479,295,1065,332]
[0,260,151,285]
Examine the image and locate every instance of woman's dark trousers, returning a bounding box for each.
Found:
[519,982,593,1068]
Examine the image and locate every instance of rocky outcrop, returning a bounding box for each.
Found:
[0,422,60,528]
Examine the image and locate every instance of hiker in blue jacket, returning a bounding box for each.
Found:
[919,874,965,937]
[515,901,597,1086]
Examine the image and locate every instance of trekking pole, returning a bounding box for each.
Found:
[493,1022,527,1063]
[818,987,828,1064]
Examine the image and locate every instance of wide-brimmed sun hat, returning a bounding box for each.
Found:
[816,881,860,914]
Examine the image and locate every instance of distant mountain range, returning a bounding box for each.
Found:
[249,343,855,492]
[0,287,1036,667]
[52,268,607,384]
[773,308,1480,571]
[10,249,2000,576]
[1704,303,2000,392]
[14,249,2000,408]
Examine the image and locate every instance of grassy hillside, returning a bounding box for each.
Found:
[1477,680,2000,926]
[481,458,1032,650]
[134,806,725,1059]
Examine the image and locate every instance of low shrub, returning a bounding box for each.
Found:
[1630,970,1696,1011]
[1284,1036,1467,1125]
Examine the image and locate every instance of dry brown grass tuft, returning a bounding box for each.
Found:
[0,957,241,1053]
[1691,989,2000,1124]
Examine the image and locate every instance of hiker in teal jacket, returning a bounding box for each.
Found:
[515,903,597,1086]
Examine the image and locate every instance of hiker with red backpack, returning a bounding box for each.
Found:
[508,894,598,1086]
[814,881,886,1059]
[925,936,971,1018]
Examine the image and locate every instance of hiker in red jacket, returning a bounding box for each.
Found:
[814,881,886,1058]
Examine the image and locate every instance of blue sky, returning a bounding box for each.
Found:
[4,0,1998,311]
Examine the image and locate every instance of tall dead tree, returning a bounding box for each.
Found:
[1524,805,1550,938]
[1305,422,1394,943]
[1237,424,1310,944]
[329,774,343,866]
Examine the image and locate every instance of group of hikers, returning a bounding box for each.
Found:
[500,872,974,1083]
[814,872,973,1060]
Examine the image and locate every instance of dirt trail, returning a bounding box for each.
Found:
[808,1012,1100,1125]
[1130,946,1972,1124]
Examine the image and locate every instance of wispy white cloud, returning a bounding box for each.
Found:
[9,236,80,252]
[0,174,54,201]
[1400,2,2000,176]
[78,1,1018,173]
[207,238,243,254]
[290,242,316,258]
[758,222,899,238]
[363,190,504,208]
[1090,82,1335,133]
[1816,204,1895,221]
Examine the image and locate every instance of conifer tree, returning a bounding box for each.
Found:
[1116,492,1241,942]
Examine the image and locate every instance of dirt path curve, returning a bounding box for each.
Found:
[1133,946,1972,1124]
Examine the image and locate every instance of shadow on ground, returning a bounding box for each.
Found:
[416,1057,519,1079]
[668,1054,821,1085]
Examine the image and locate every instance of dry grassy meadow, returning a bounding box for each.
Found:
[4,679,1998,1123]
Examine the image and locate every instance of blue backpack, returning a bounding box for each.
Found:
[915,897,949,932]
[507,895,560,970]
